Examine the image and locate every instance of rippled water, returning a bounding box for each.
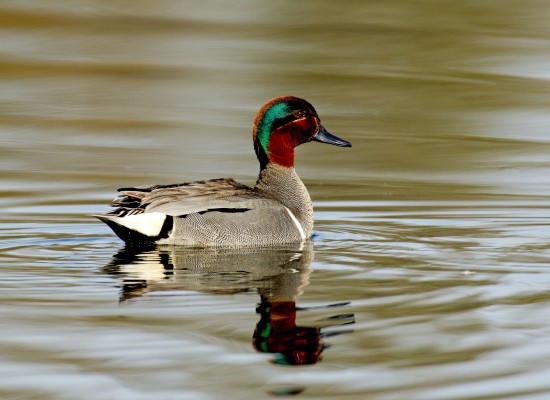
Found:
[3,1,550,399]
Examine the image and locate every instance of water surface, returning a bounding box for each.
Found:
[2,1,550,399]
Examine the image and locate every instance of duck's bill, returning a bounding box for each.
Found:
[312,124,352,147]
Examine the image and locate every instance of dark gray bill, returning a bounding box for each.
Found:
[312,124,352,147]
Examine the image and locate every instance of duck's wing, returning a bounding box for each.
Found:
[94,178,296,244]
[108,178,258,217]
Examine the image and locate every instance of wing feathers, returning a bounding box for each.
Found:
[104,178,259,218]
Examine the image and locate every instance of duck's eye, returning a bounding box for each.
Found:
[271,114,298,132]
[294,110,307,119]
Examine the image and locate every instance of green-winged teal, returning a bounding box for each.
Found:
[95,96,351,247]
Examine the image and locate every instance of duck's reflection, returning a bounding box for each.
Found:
[103,241,354,365]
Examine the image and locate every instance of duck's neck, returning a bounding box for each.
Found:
[255,163,313,238]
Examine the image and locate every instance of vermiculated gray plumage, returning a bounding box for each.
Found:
[95,171,311,247]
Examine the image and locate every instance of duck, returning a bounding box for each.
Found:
[95,96,351,247]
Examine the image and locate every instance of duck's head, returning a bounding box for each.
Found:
[253,96,351,168]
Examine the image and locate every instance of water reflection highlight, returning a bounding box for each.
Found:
[103,242,355,366]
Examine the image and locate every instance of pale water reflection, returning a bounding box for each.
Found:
[103,242,354,366]
[3,0,550,399]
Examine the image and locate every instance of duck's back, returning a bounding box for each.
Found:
[95,178,306,247]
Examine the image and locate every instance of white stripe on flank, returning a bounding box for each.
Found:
[284,207,306,241]
[114,212,166,237]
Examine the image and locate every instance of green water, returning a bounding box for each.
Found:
[2,1,550,399]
